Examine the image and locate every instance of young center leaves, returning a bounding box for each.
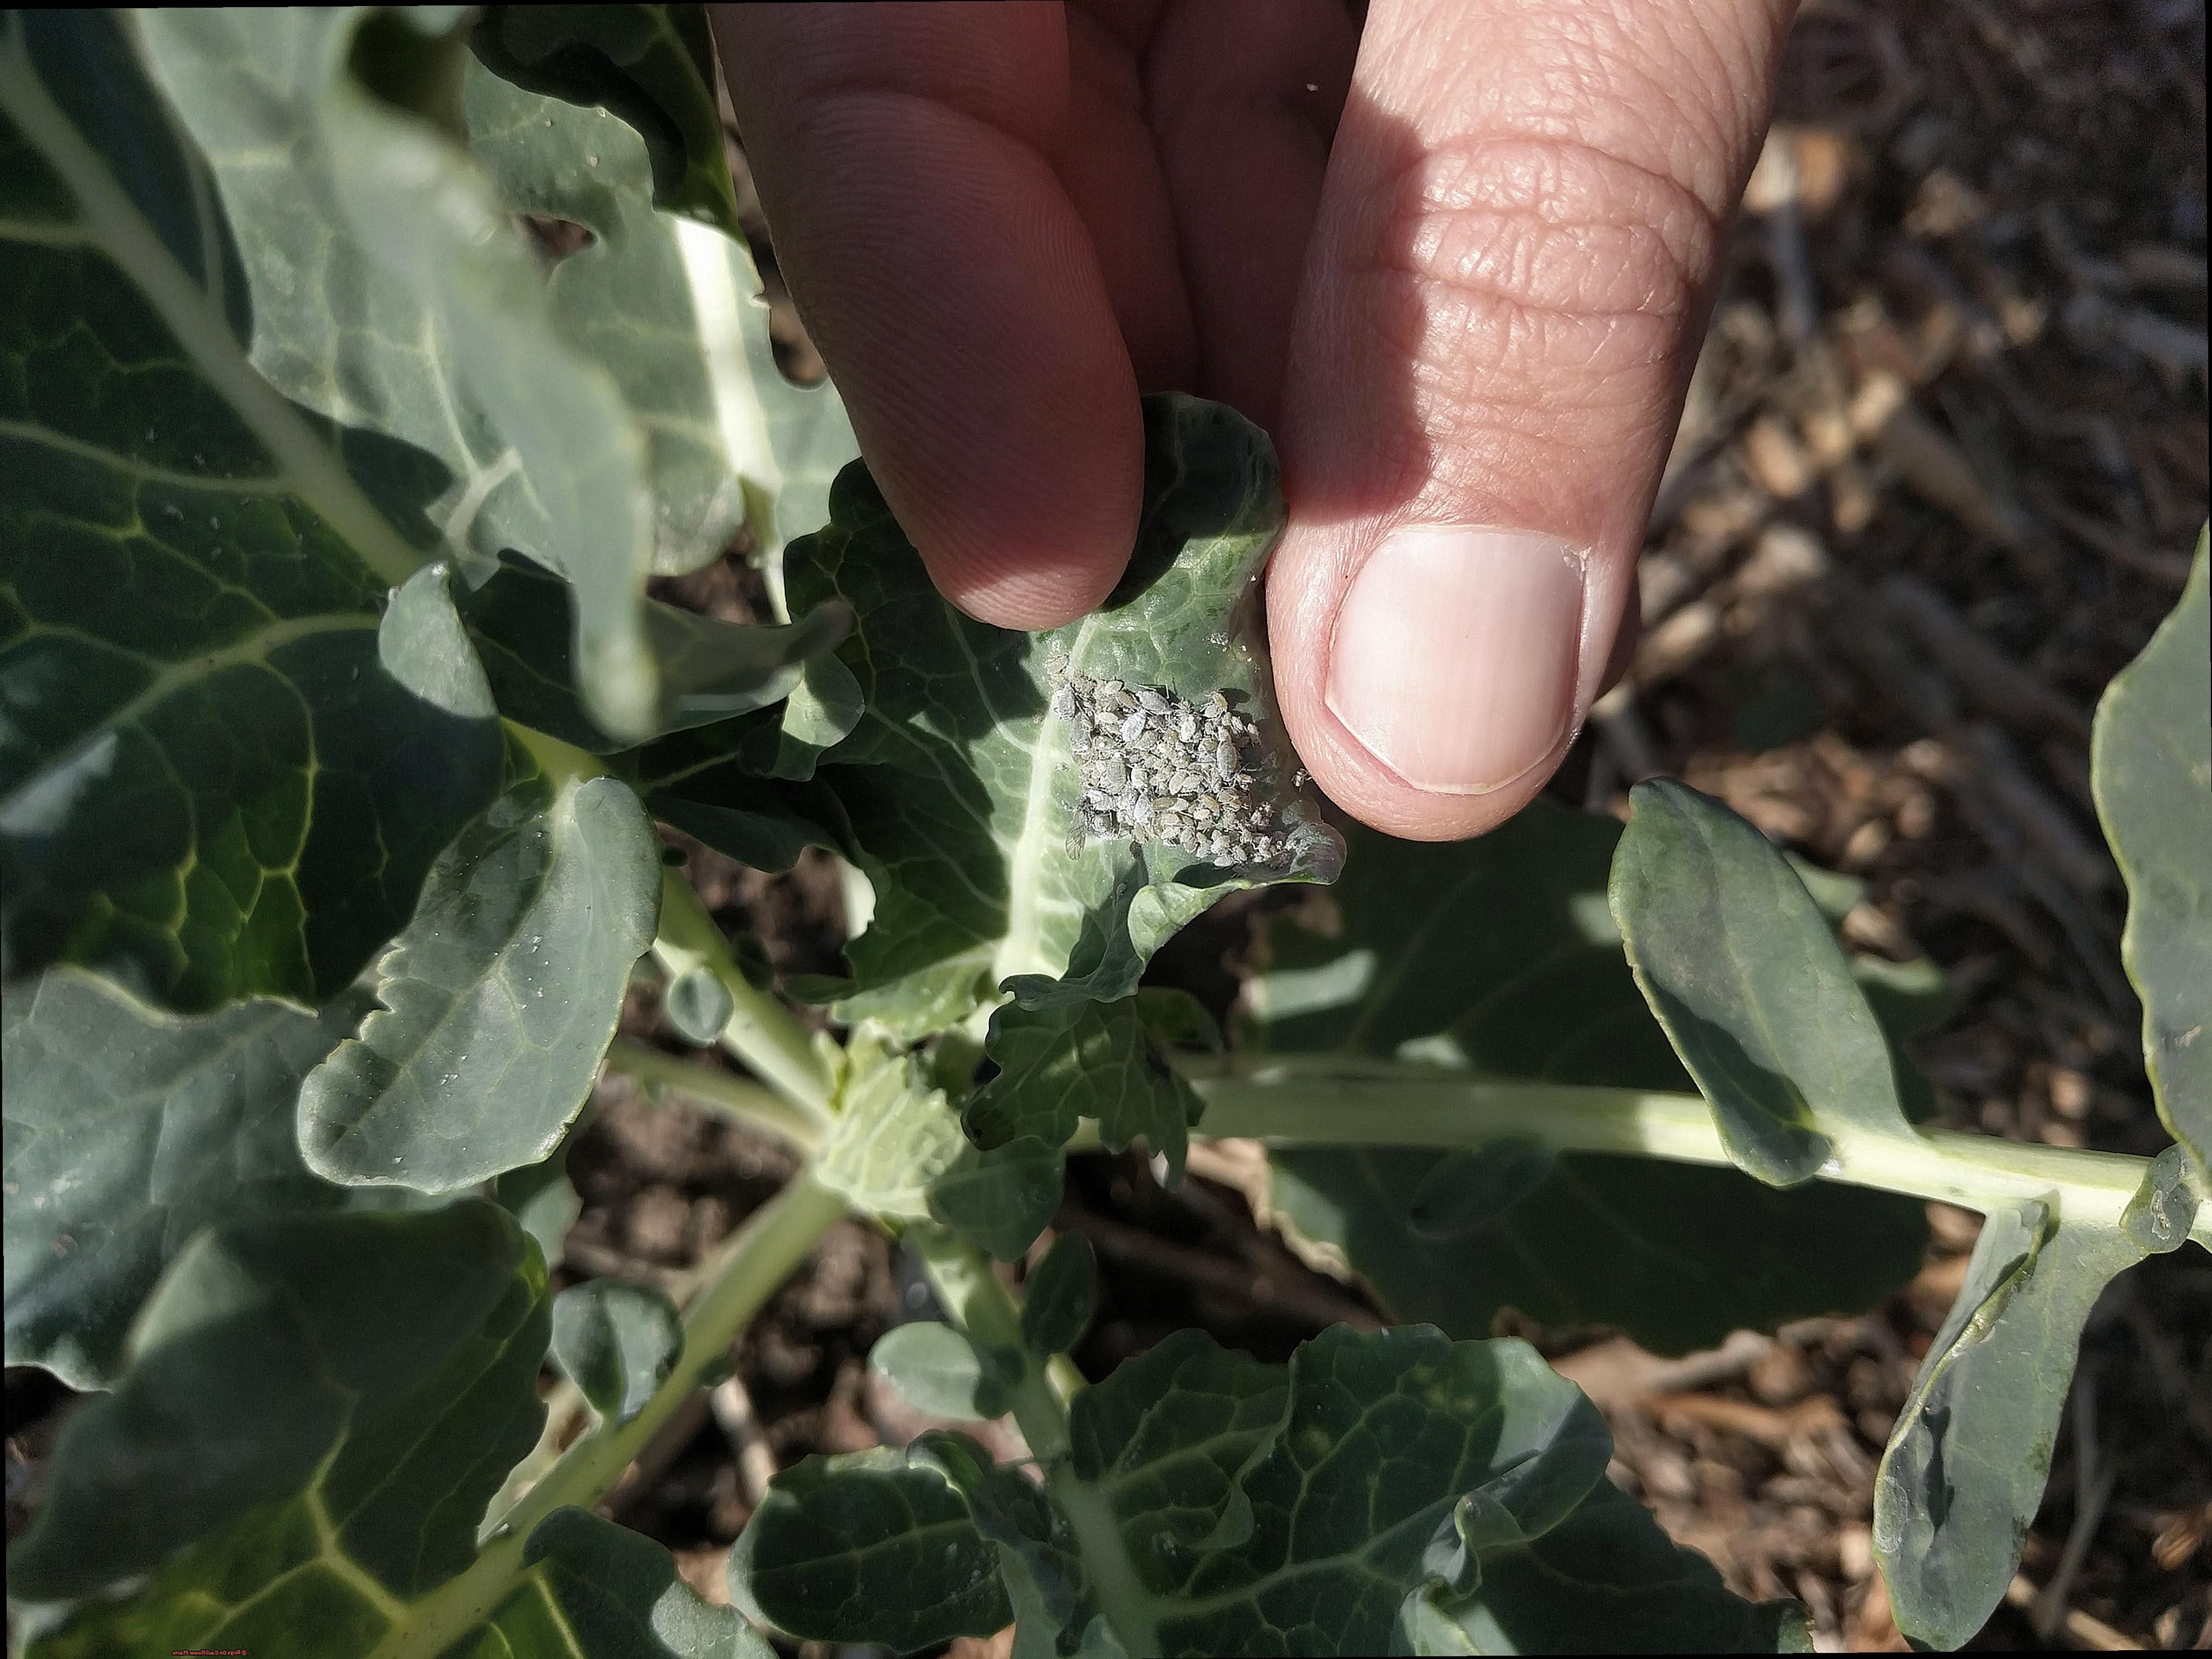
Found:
[1609,776,2209,1651]
[651,395,1345,1040]
[734,1325,1804,1657]
[1242,799,1930,1355]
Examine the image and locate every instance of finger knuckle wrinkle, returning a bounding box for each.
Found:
[1355,136,1714,392]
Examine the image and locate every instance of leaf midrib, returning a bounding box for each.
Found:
[0,21,421,590]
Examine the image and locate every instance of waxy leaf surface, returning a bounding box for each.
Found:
[2092,531,2210,1171]
[1,969,394,1387]
[1246,800,1928,1354]
[1875,1157,2202,1650]
[1,13,504,1009]
[297,769,661,1192]
[736,1325,1794,1656]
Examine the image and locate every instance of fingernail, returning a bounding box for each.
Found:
[1325,526,1586,795]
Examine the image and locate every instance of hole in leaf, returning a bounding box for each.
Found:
[516,215,595,267]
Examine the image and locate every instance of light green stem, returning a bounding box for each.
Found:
[506,720,836,1123]
[383,1172,847,1658]
[603,1036,823,1154]
[651,867,834,1122]
[912,1227,1160,1658]
[1177,1055,2202,1243]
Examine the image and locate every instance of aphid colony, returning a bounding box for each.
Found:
[1051,672,1286,864]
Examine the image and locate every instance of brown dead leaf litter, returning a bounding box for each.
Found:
[9,3,2205,1652]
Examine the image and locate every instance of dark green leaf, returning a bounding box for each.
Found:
[968,993,1205,1184]
[551,1279,684,1428]
[1,970,397,1387]
[1,12,505,1009]
[771,396,1341,1038]
[1020,1233,1097,1357]
[460,554,855,752]
[297,772,661,1192]
[2092,531,2210,1172]
[1407,1139,1558,1241]
[1270,1148,1924,1356]
[472,5,742,237]
[1246,803,1928,1354]
[868,1322,1012,1423]
[452,1505,775,1659]
[1408,1481,1809,1654]
[729,1444,1013,1654]
[926,1134,1068,1263]
[10,1203,548,1609]
[740,1324,1672,1657]
[1874,1175,2194,1650]
[1610,779,1915,1184]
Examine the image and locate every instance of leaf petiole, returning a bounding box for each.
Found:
[1177,1055,2208,1245]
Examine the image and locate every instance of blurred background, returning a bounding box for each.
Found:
[8,1,2205,1650]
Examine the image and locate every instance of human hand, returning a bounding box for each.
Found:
[710,0,1791,839]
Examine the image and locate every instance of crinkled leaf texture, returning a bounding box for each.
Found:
[657,395,1342,1039]
[733,1324,1799,1657]
[0,969,417,1388]
[1245,799,1929,1355]
[1,12,505,1009]
[8,1199,764,1659]
[814,1029,1065,1261]
[968,991,1207,1185]
[2092,529,2210,1172]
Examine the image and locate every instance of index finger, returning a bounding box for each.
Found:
[710,3,1141,628]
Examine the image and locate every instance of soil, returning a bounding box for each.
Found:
[5,3,2205,1654]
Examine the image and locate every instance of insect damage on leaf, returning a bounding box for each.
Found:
[1053,670,1289,866]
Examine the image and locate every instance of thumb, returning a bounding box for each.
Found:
[1267,0,1790,839]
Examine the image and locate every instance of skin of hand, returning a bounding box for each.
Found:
[710,0,1793,840]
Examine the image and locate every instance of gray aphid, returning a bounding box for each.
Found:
[1097,754,1127,793]
[1050,684,1077,721]
[1128,795,1154,828]
[1119,709,1148,744]
[1136,687,1168,714]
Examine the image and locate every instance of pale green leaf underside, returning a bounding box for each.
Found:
[298,771,661,1192]
[814,1030,1063,1259]
[2091,531,2210,1171]
[1,10,505,1011]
